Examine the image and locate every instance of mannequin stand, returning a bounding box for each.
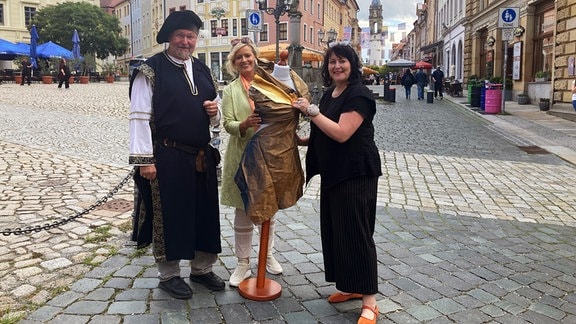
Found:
[238,219,282,300]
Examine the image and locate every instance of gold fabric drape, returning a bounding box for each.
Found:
[234,65,305,224]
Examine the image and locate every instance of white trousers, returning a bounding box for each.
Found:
[234,208,276,259]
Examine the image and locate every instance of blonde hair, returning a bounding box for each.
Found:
[224,42,260,76]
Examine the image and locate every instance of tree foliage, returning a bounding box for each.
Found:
[32,2,129,59]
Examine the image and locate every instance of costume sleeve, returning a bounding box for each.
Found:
[129,72,155,165]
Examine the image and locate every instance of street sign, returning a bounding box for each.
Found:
[498,8,519,28]
[247,10,262,31]
[502,28,514,41]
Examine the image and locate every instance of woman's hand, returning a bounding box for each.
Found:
[296,134,309,146]
[240,113,261,134]
[292,98,310,115]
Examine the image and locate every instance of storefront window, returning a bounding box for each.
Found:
[533,3,554,78]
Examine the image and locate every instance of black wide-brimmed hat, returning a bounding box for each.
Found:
[156,10,203,44]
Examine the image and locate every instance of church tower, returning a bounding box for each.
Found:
[369,0,382,35]
[368,0,384,66]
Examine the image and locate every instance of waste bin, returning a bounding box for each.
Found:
[388,88,396,102]
[427,90,434,103]
[485,84,502,114]
[470,85,481,107]
[480,86,486,111]
[383,82,390,101]
[467,80,479,104]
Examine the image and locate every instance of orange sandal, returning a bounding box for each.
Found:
[357,304,379,324]
[328,292,363,303]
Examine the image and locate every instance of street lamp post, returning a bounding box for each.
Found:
[318,28,338,47]
[257,0,293,62]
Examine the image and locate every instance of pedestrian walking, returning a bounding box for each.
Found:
[57,58,71,89]
[292,44,382,324]
[401,68,416,99]
[128,10,224,299]
[432,66,444,99]
[20,58,32,86]
[415,67,428,100]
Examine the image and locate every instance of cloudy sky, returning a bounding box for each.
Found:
[356,0,420,31]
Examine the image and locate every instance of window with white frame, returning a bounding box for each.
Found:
[241,18,247,36]
[279,22,287,41]
[259,24,269,42]
[24,6,36,26]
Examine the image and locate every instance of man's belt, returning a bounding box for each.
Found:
[161,138,203,155]
[160,139,208,172]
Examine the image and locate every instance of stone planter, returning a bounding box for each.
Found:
[105,75,114,83]
[79,76,89,84]
[517,95,529,105]
[42,75,53,84]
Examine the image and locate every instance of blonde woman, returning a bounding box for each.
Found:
[221,37,310,287]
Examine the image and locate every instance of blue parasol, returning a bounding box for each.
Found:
[37,41,75,59]
[71,29,81,70]
[29,25,39,69]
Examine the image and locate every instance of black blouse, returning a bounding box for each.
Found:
[305,82,382,189]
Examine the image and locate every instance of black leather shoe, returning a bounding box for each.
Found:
[190,272,225,291]
[158,276,193,299]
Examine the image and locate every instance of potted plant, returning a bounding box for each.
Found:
[79,55,96,84]
[517,93,529,105]
[40,59,54,84]
[68,58,82,84]
[12,56,26,84]
[100,62,117,83]
[539,98,550,111]
[535,71,549,82]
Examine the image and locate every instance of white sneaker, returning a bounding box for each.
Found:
[229,259,251,287]
[266,254,283,275]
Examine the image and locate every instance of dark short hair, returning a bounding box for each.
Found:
[321,44,363,87]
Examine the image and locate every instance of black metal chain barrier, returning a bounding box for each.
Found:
[1,169,135,236]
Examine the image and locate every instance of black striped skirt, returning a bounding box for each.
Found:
[320,175,379,295]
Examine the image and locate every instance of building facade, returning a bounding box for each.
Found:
[394,0,574,109]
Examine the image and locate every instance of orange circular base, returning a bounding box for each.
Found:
[238,278,282,301]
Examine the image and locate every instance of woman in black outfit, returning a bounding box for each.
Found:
[292,44,382,324]
[57,58,71,89]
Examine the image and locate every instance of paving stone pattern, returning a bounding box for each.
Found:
[0,82,575,323]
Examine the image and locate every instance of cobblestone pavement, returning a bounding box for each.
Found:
[1,82,576,323]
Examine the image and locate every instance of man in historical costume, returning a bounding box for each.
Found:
[128,10,224,299]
